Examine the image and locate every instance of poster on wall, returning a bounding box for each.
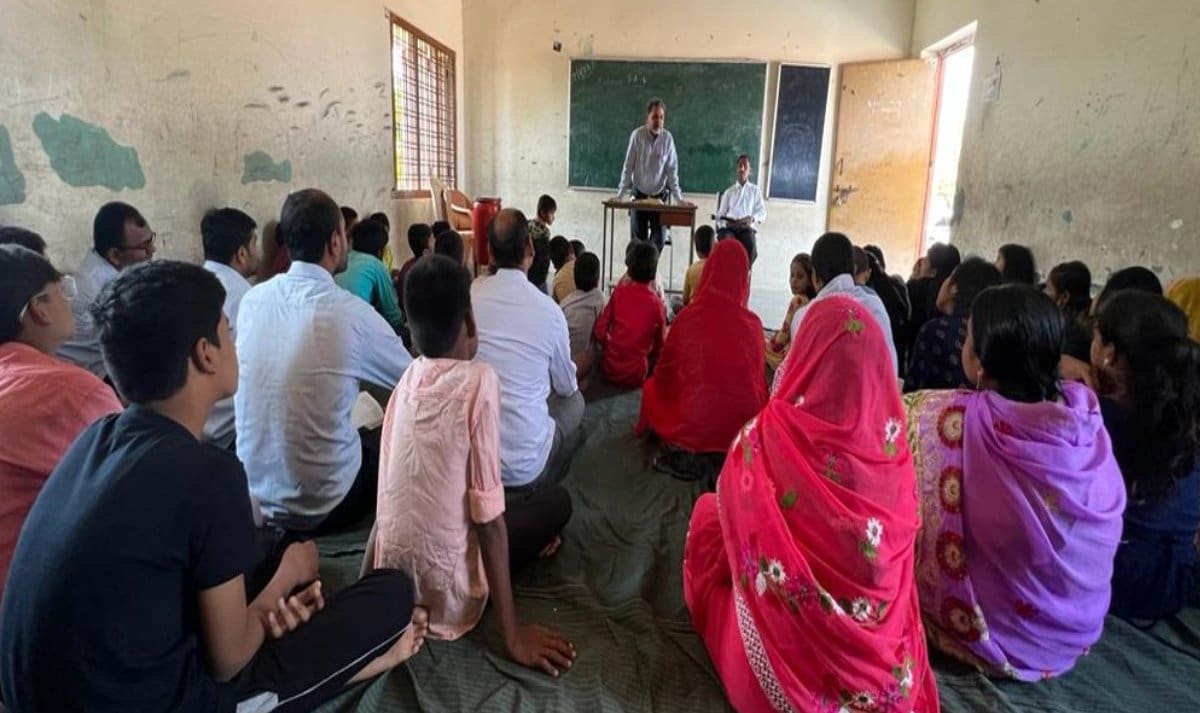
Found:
[767,63,832,202]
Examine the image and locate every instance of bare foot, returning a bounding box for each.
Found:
[538,536,563,559]
[347,606,430,684]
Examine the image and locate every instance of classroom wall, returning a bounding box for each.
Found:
[462,0,917,327]
[0,0,464,270]
[912,0,1200,284]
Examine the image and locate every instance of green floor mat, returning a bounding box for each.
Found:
[314,391,1200,712]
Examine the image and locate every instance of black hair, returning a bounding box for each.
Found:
[864,251,908,329]
[201,208,257,264]
[970,284,1064,404]
[736,154,751,166]
[340,206,358,228]
[949,257,1003,317]
[998,244,1037,285]
[404,255,472,358]
[0,226,47,255]
[646,98,666,114]
[575,252,600,292]
[1095,266,1163,312]
[928,243,962,280]
[694,225,715,258]
[852,246,870,276]
[1096,291,1200,500]
[91,261,225,403]
[1048,260,1093,317]
[489,209,530,269]
[93,202,147,256]
[528,236,552,288]
[537,195,557,217]
[281,189,342,263]
[0,245,62,343]
[367,212,391,231]
[434,230,465,264]
[549,235,572,270]
[407,223,434,257]
[863,244,886,271]
[811,232,855,284]
[570,239,585,258]
[350,219,390,259]
[793,253,817,299]
[431,220,451,237]
[626,241,659,283]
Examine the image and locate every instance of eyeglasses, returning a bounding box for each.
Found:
[118,232,158,253]
[17,275,77,322]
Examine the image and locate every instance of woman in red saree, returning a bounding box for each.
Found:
[684,295,939,713]
[637,239,767,466]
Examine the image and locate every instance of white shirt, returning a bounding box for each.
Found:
[616,126,684,203]
[202,260,253,447]
[472,269,578,487]
[717,180,766,227]
[236,261,413,530]
[57,250,119,377]
[791,274,899,372]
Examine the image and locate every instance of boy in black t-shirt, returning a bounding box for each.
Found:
[0,261,428,713]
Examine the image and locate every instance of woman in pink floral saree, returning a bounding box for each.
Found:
[684,295,939,713]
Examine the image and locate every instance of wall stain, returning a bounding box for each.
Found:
[322,101,342,119]
[1062,209,1074,224]
[32,112,145,190]
[277,95,290,103]
[0,125,27,205]
[163,70,192,81]
[268,85,285,93]
[242,150,292,184]
[244,103,270,110]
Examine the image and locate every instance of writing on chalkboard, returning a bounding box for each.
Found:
[768,64,831,202]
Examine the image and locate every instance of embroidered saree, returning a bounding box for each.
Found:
[684,296,938,713]
[904,384,1125,681]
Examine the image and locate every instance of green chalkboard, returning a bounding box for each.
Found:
[568,59,767,195]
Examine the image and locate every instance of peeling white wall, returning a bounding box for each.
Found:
[0,0,464,270]
[463,0,916,326]
[913,0,1200,284]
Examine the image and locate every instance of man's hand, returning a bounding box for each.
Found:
[506,623,577,677]
[264,580,325,639]
[678,200,695,207]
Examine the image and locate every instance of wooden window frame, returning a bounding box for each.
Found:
[388,12,458,200]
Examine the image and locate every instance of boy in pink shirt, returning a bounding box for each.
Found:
[368,255,576,676]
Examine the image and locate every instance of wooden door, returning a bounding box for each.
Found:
[827,59,937,273]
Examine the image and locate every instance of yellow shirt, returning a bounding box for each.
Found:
[552,258,577,303]
[682,258,706,305]
[382,245,395,271]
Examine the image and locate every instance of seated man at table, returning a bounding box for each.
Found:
[237,189,413,533]
[715,154,765,264]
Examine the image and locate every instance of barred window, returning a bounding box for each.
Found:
[390,13,457,196]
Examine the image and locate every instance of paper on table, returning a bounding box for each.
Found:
[351,391,385,430]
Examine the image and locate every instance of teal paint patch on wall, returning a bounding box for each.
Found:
[31,113,145,191]
[0,125,26,205]
[242,151,292,184]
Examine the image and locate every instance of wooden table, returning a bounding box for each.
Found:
[600,199,699,290]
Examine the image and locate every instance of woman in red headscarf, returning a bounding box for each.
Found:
[683,295,939,713]
[637,239,767,478]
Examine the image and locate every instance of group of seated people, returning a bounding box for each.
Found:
[1,186,1199,712]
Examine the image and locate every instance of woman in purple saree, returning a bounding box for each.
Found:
[904,284,1126,681]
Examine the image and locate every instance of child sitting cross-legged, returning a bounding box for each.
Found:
[594,241,667,388]
[367,255,577,677]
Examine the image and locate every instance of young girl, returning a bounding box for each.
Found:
[765,253,816,370]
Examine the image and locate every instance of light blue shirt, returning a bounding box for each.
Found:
[58,250,119,377]
[202,260,253,447]
[616,126,683,202]
[791,274,899,372]
[236,261,412,530]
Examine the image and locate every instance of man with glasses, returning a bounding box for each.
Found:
[58,201,157,377]
[0,244,122,598]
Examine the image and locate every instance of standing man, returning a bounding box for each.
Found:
[715,154,766,264]
[616,99,691,252]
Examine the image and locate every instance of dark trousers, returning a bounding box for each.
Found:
[503,484,573,574]
[630,190,669,252]
[717,226,758,264]
[311,428,382,535]
[232,567,415,712]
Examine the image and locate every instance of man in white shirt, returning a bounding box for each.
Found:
[715,154,766,264]
[616,98,693,252]
[200,208,260,449]
[472,209,585,492]
[237,189,412,532]
[58,202,156,376]
[791,232,899,373]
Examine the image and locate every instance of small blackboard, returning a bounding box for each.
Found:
[767,64,831,202]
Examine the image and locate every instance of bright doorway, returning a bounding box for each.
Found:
[922,34,976,253]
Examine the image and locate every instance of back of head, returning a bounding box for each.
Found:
[404,255,472,358]
[281,189,341,263]
[91,261,226,403]
[434,230,465,264]
[340,206,358,229]
[407,223,434,257]
[431,220,451,237]
[810,232,854,284]
[863,244,886,271]
[694,225,715,257]
[0,245,61,343]
[549,235,572,270]
[927,243,962,279]
[350,219,390,258]
[536,194,557,218]
[852,246,870,276]
[528,236,552,286]
[0,226,47,255]
[626,241,659,283]
[570,239,586,258]
[1167,277,1200,340]
[1048,260,1093,314]
[970,284,1064,403]
[1095,290,1200,496]
[201,208,257,265]
[574,252,600,292]
[93,201,146,255]
[950,257,1003,317]
[367,211,390,232]
[1096,266,1162,311]
[998,244,1037,285]
[488,208,530,269]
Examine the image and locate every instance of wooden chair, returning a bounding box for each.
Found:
[430,177,476,270]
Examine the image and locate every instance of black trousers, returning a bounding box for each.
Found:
[630,190,669,252]
[503,483,573,574]
[717,226,758,264]
[310,427,382,535]
[232,567,415,712]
